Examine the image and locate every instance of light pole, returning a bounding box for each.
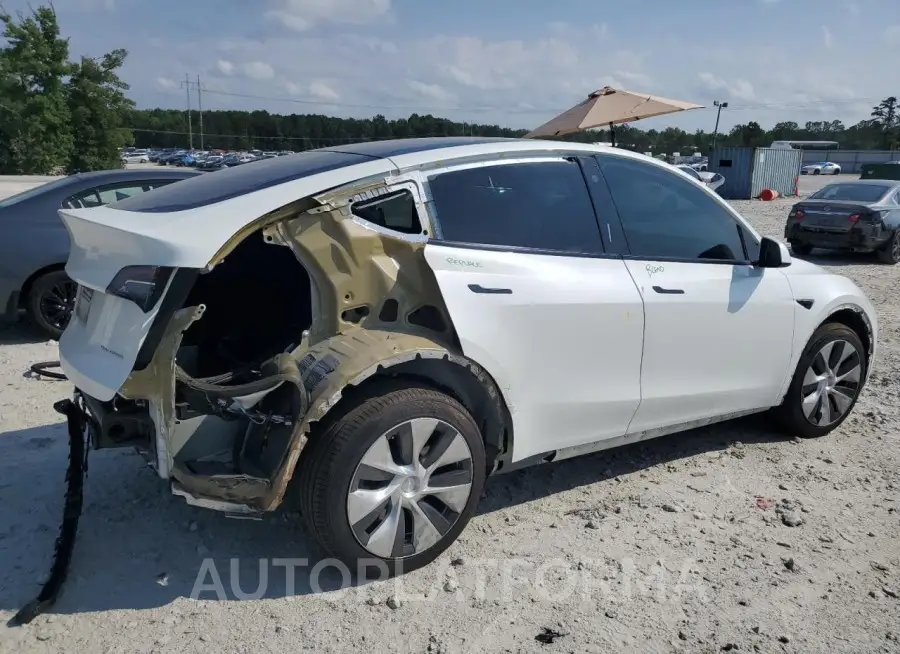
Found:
[712,100,728,150]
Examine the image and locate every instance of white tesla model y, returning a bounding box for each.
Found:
[56,137,877,573]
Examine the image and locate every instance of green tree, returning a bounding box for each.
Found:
[66,48,135,172]
[870,96,899,148]
[0,6,73,174]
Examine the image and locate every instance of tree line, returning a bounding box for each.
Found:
[130,104,900,155]
[1,5,898,176]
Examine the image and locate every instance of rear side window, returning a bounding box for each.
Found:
[351,190,422,234]
[808,184,890,202]
[111,150,373,213]
[62,181,169,209]
[427,160,603,254]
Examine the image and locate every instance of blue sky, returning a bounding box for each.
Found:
[4,0,899,134]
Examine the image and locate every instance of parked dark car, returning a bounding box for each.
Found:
[0,168,201,338]
[785,180,900,263]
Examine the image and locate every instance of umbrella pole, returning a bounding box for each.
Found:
[609,122,616,147]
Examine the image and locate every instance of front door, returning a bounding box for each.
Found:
[597,154,796,434]
[421,157,645,462]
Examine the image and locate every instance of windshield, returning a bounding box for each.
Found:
[809,184,890,203]
[0,176,74,208]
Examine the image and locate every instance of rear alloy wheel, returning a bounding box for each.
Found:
[296,382,485,576]
[832,168,841,175]
[772,323,866,438]
[877,230,900,264]
[790,241,814,256]
[27,269,77,340]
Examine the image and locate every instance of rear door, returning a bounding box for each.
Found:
[421,156,645,463]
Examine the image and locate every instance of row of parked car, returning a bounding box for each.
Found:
[120,148,296,171]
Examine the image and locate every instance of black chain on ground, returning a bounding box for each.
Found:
[8,396,89,626]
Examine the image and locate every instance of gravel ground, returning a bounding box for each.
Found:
[1,175,898,654]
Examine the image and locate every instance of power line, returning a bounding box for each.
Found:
[160,85,887,117]
[127,127,480,142]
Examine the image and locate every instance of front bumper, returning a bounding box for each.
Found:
[785,222,890,252]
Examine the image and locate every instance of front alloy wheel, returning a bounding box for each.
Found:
[296,382,486,575]
[799,339,862,427]
[772,322,866,438]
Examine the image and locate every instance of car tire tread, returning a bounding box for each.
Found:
[295,379,485,576]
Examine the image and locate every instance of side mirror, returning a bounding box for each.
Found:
[756,236,791,268]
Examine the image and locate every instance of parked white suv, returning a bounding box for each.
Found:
[57,137,877,574]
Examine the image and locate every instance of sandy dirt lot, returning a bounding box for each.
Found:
[0,175,898,654]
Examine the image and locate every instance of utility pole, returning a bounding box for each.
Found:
[196,74,204,151]
[712,100,728,150]
[180,73,193,150]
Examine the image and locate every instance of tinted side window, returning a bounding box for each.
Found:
[428,160,603,254]
[351,189,421,234]
[599,157,746,262]
[62,181,163,209]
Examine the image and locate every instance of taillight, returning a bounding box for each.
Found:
[849,214,861,223]
[106,265,173,312]
[791,209,805,221]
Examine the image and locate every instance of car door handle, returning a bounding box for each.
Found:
[468,284,512,295]
[652,285,684,295]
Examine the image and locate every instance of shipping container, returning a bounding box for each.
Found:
[707,146,802,200]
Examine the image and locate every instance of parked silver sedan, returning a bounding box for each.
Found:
[801,161,841,175]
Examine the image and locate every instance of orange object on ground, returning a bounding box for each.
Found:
[759,188,780,201]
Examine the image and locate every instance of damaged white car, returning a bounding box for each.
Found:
[54,137,878,574]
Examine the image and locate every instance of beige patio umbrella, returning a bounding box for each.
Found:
[525,86,704,146]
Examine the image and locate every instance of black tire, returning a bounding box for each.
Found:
[295,380,486,577]
[771,323,867,439]
[26,270,77,340]
[812,169,821,175]
[877,230,900,264]
[832,168,841,175]
[790,241,814,256]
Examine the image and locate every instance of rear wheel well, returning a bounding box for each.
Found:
[822,308,871,361]
[302,356,513,475]
[18,263,67,308]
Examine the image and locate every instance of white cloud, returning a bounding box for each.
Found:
[309,80,340,101]
[156,77,177,90]
[821,26,833,49]
[698,72,756,102]
[407,80,456,103]
[265,0,392,32]
[216,60,235,76]
[241,61,275,80]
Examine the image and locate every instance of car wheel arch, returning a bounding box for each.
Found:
[18,262,69,309]
[267,343,513,511]
[821,305,873,365]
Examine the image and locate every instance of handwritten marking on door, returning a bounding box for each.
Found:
[646,264,665,277]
